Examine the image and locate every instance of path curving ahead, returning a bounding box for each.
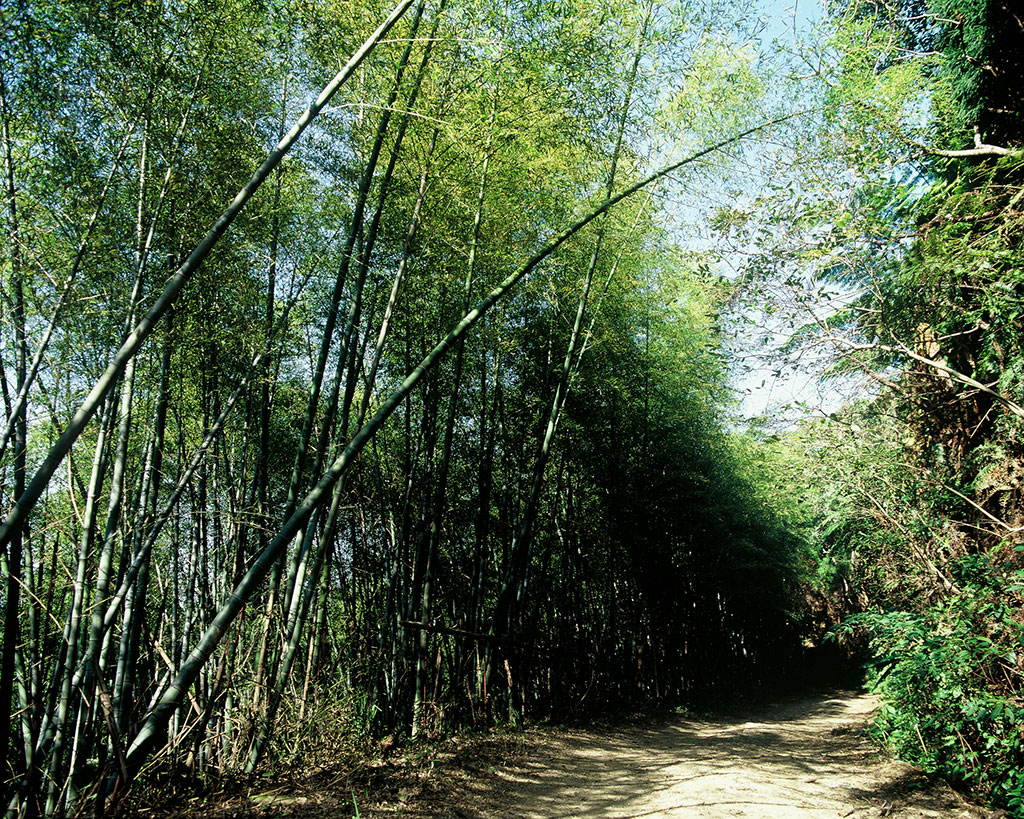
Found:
[431,692,990,818]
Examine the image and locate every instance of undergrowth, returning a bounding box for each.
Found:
[837,553,1024,815]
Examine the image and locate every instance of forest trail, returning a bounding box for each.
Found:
[188,691,994,818]
[405,691,990,818]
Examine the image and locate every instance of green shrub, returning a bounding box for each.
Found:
[838,556,1024,814]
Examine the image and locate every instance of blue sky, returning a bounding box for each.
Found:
[718,0,868,426]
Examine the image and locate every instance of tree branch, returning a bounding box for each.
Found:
[828,336,1024,420]
[912,125,1018,158]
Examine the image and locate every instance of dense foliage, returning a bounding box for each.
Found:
[740,0,1024,812]
[0,0,807,815]
[8,0,1022,814]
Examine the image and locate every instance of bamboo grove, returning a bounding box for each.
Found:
[0,0,805,814]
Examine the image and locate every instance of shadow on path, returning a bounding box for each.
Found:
[440,692,987,819]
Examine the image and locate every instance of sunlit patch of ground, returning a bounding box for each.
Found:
[139,692,995,818]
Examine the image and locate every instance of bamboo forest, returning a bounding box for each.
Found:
[1,0,1022,815]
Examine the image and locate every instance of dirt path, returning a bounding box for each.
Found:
[416,692,990,818]
[180,691,994,818]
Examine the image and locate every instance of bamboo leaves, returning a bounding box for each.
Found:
[0,0,810,813]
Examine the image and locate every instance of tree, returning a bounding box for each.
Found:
[738,0,1024,809]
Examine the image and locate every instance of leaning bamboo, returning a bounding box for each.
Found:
[0,0,418,555]
[125,119,795,771]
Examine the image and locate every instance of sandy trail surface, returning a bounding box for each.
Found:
[423,692,990,818]
[186,691,994,817]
